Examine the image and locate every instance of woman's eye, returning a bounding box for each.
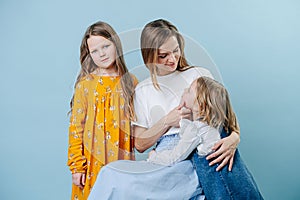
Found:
[158,54,167,59]
[173,48,179,53]
[91,50,97,54]
[103,45,110,49]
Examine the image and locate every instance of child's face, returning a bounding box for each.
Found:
[181,80,198,110]
[87,35,117,70]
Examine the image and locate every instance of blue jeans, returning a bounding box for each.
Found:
[191,130,264,200]
[155,134,180,152]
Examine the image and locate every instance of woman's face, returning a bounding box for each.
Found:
[181,80,198,110]
[87,35,116,70]
[156,36,181,76]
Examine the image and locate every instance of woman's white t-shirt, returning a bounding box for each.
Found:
[133,67,213,135]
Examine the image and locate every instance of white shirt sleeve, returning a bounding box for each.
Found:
[193,67,214,79]
[132,86,149,128]
[147,119,217,166]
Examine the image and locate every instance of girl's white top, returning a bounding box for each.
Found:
[148,119,221,166]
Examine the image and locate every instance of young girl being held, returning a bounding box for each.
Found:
[148,76,264,200]
[67,21,138,200]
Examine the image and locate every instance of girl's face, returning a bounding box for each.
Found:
[87,35,117,71]
[181,80,198,110]
[156,36,181,76]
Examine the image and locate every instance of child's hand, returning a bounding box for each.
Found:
[148,149,156,158]
[72,172,86,189]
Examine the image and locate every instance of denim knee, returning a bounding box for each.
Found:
[191,150,264,200]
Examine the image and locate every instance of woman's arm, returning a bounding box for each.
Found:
[134,104,192,152]
[134,120,169,153]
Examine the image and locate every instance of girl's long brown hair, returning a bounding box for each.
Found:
[196,77,240,134]
[70,21,135,119]
[140,19,192,89]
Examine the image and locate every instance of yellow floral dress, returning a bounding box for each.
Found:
[67,74,137,200]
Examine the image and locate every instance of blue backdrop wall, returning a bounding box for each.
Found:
[0,0,299,199]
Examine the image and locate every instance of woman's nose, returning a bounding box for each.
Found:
[168,53,176,62]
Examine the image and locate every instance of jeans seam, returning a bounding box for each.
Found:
[193,153,234,200]
[217,166,234,200]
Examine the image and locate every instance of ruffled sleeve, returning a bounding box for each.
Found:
[148,119,202,166]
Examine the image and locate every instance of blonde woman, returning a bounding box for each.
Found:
[67,21,138,200]
[134,19,239,171]
[148,77,264,199]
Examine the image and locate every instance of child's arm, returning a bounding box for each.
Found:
[148,119,211,166]
[196,125,221,156]
[67,82,88,174]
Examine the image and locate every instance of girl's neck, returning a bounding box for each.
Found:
[93,67,119,77]
[192,111,200,121]
[191,106,201,121]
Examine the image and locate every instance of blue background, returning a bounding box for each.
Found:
[1,0,299,199]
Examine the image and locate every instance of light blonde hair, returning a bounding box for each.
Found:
[140,19,191,89]
[196,77,240,134]
[70,21,135,119]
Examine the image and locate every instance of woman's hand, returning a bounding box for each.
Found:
[72,172,86,189]
[165,104,192,127]
[206,132,240,171]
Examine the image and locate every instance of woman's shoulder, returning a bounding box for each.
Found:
[181,66,213,79]
[135,76,152,89]
[183,66,211,74]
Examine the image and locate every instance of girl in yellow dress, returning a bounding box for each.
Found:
[67,21,138,200]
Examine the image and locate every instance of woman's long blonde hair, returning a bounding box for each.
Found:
[70,21,135,119]
[140,19,191,89]
[196,77,240,134]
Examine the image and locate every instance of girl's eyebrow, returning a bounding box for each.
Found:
[91,42,108,51]
[89,48,96,53]
[89,45,98,52]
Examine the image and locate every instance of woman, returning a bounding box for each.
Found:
[88,19,240,200]
[134,19,239,172]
